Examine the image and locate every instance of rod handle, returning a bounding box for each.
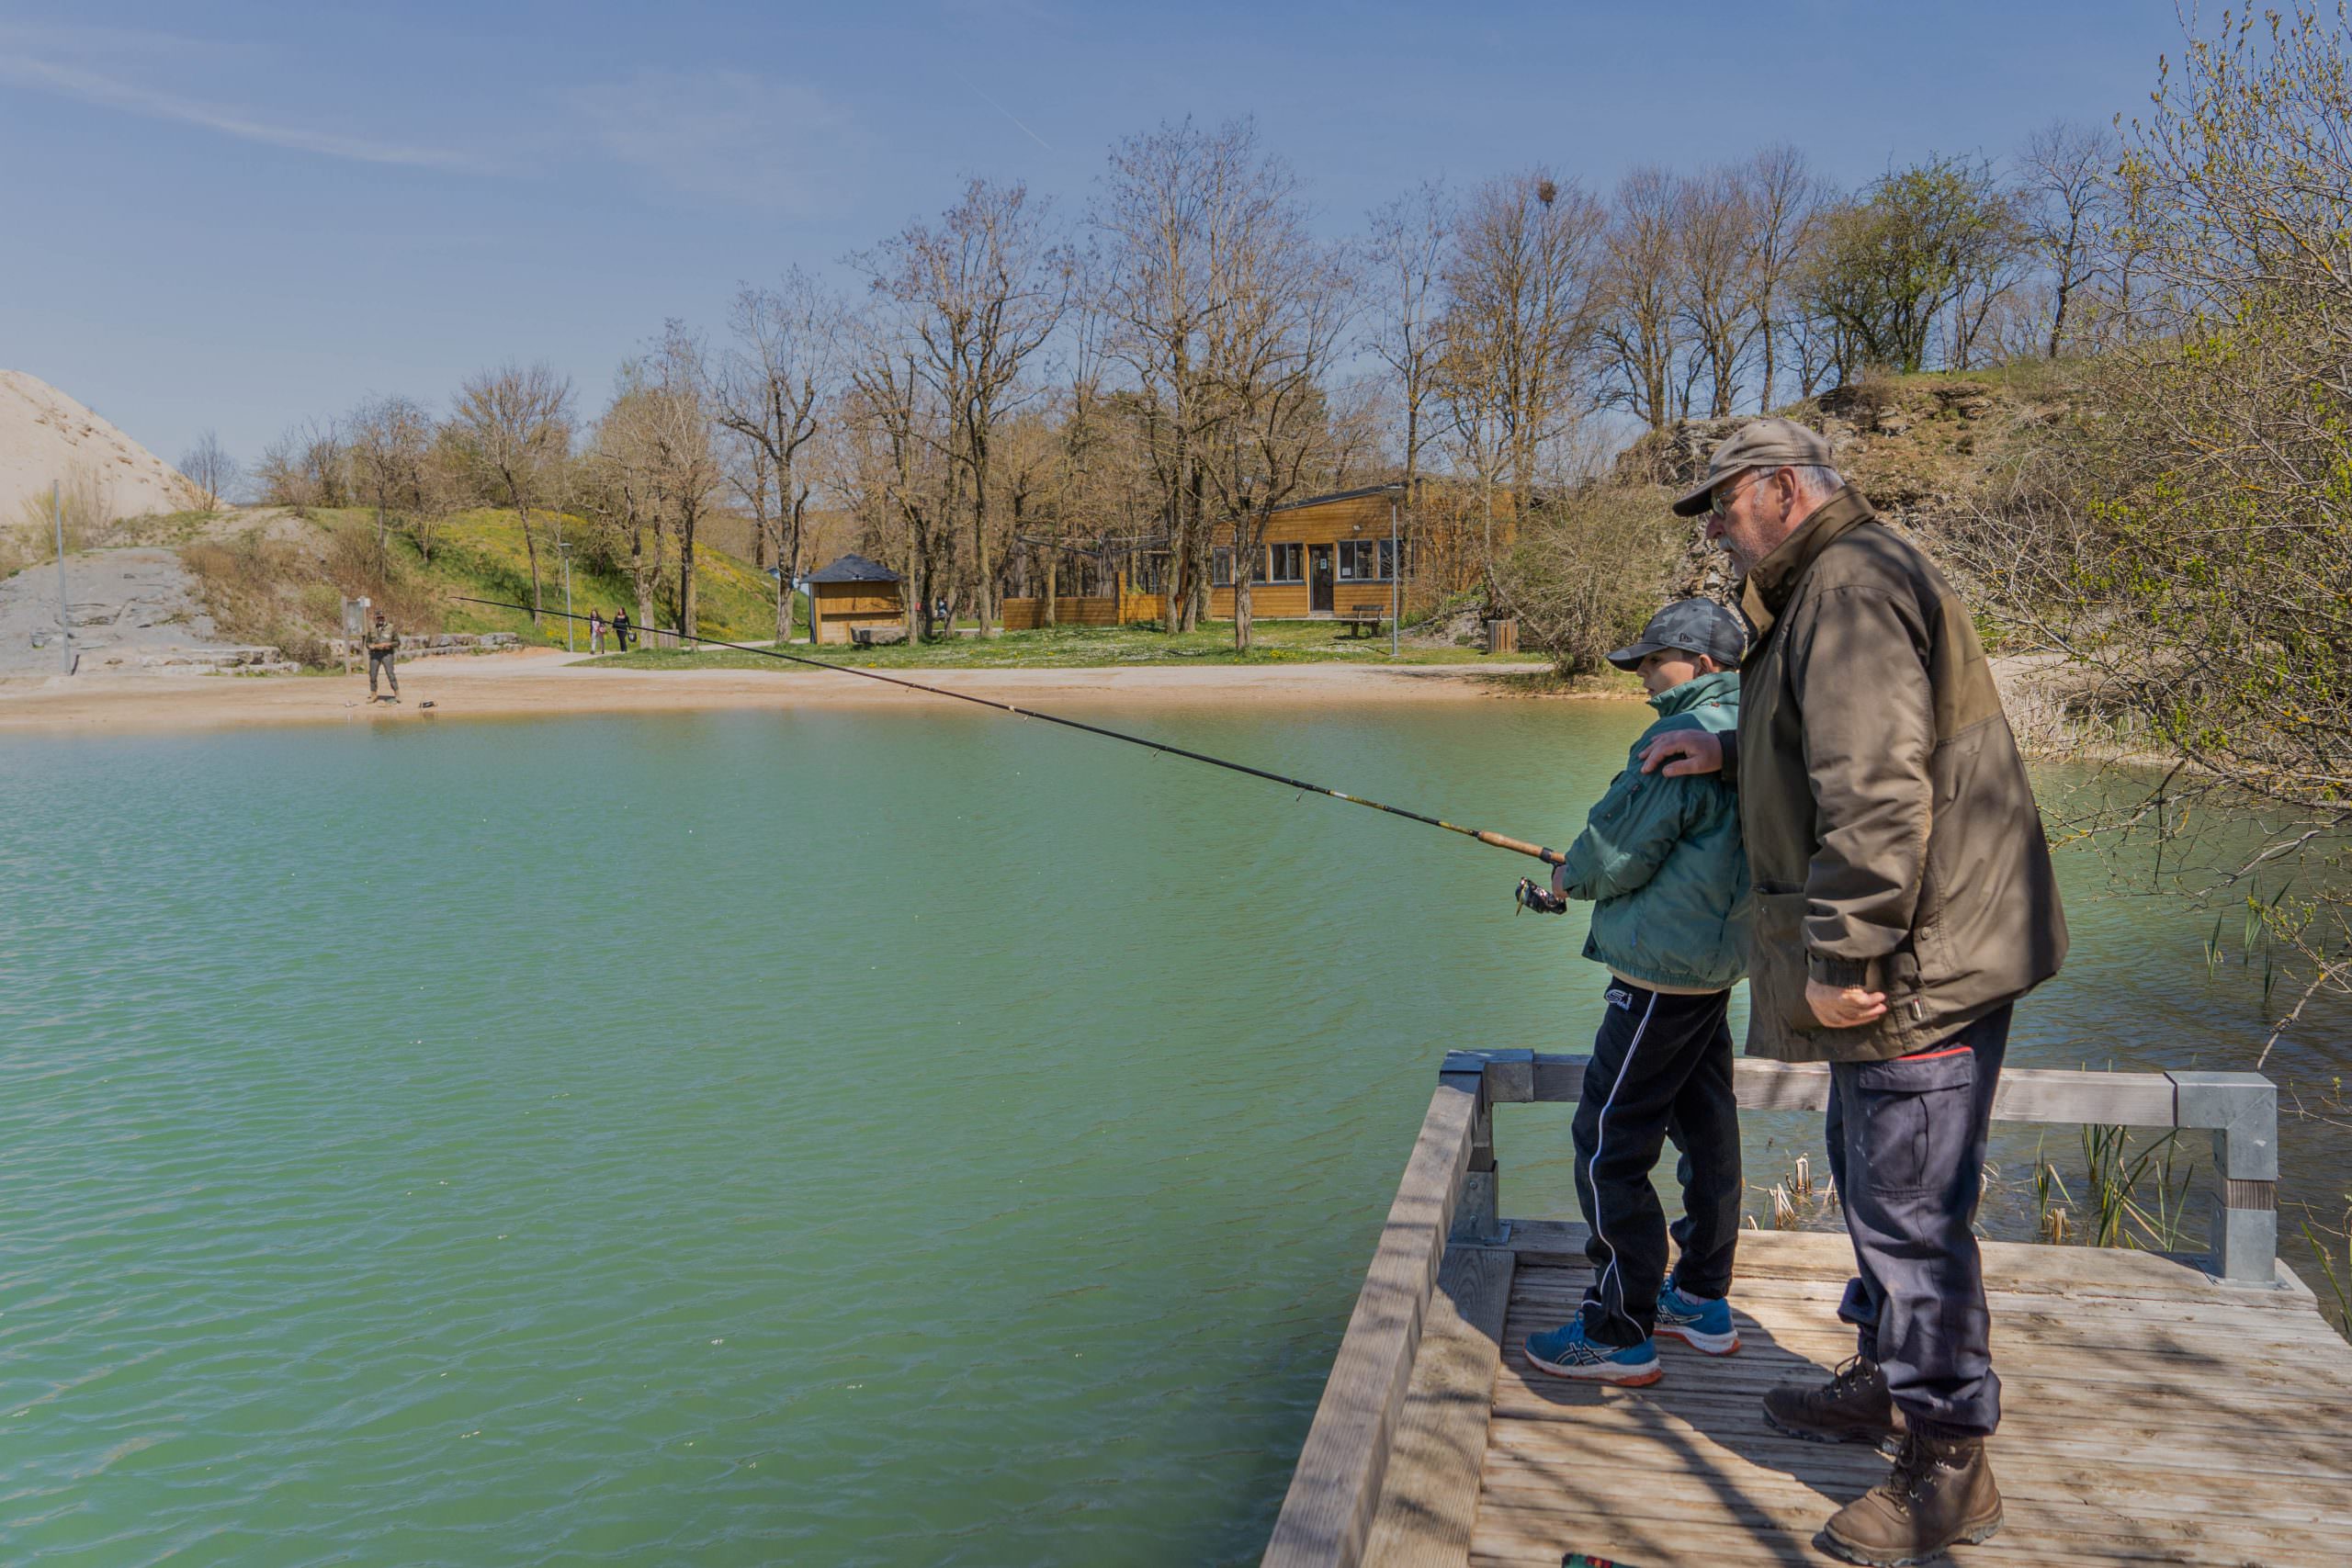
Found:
[1478,831,1563,864]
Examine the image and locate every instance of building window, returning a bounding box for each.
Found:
[1337,540,1385,581]
[1378,538,1409,581]
[1267,542,1305,583]
[1212,547,1234,587]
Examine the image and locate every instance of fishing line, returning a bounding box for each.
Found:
[454,598,1566,865]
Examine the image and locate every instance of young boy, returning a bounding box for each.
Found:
[1516,596,1749,1384]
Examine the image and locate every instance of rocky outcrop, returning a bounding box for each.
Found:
[1613,375,2029,529]
[0,547,260,676]
[322,632,520,659]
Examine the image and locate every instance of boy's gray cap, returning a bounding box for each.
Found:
[1608,597,1748,671]
[1670,418,1836,515]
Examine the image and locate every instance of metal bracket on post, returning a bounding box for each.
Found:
[2168,1070,2278,1284]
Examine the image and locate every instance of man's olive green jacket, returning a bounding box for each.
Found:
[1726,487,2066,1062]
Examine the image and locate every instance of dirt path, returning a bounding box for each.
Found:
[0,648,1569,734]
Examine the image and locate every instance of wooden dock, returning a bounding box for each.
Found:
[1265,1052,2352,1568]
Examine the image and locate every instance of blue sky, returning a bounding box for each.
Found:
[1,2,2186,473]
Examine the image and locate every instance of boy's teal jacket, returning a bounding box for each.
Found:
[1558,669,1749,991]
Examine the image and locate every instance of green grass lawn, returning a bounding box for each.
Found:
[415,512,791,648]
[583,616,1521,671]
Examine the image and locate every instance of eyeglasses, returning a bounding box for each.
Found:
[1707,470,1763,523]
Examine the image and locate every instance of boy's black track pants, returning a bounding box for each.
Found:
[1572,980,1742,1348]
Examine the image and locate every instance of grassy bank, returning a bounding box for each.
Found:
[178,506,793,663]
[584,617,1517,671]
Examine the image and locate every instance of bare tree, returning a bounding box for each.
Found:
[177,430,238,511]
[844,309,957,638]
[254,418,348,509]
[584,383,663,637]
[2017,119,2119,357]
[857,177,1069,637]
[1198,190,1354,651]
[635,323,723,637]
[1442,169,1608,518]
[1591,166,1688,431]
[1363,179,1452,556]
[1676,167,1758,416]
[718,270,840,642]
[348,393,433,574]
[1740,146,1826,411]
[449,363,574,626]
[1094,118,1286,633]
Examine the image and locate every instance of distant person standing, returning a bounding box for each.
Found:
[366,612,400,701]
[612,608,632,652]
[588,611,605,655]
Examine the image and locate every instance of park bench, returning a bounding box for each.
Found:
[1339,603,1386,638]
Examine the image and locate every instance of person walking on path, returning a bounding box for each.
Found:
[612,608,632,652]
[1516,596,1752,1387]
[365,612,400,702]
[588,611,605,655]
[1642,420,2068,1565]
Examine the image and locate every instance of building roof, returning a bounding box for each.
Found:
[1268,482,1408,513]
[806,552,903,584]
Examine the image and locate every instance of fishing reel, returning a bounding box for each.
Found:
[1515,877,1567,916]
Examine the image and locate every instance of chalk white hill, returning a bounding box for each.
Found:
[0,370,199,525]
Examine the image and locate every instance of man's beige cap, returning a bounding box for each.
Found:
[1670,418,1835,515]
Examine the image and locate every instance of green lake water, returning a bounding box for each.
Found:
[3,701,2345,1565]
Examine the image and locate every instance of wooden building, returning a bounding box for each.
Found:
[804,554,906,645]
[1205,486,1408,621]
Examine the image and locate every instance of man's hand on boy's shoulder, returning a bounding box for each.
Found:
[1639,728,1722,777]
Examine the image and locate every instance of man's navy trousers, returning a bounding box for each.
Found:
[1826,1003,2013,1438]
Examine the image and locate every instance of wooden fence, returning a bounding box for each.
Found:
[998,576,1167,630]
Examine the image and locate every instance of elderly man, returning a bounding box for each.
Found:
[1641,419,2066,1566]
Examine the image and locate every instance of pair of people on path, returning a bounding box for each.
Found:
[1519,419,2067,1567]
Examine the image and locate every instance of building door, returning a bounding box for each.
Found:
[1309,545,1334,613]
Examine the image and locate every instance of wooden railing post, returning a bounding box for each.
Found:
[2168,1070,2278,1283]
[1442,1050,1533,1246]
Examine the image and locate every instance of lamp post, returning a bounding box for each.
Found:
[557,539,574,653]
[51,481,73,675]
[1388,487,1401,660]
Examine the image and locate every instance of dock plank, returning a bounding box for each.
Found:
[1363,1245,1516,1568]
[1462,1231,2352,1568]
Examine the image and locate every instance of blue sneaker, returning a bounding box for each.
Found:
[1523,1317,1662,1385]
[1655,1280,1740,1355]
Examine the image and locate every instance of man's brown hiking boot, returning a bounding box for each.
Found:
[1820,1429,2002,1565]
[1761,1355,1904,1448]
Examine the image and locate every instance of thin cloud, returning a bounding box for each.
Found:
[568,70,865,212]
[0,52,501,172]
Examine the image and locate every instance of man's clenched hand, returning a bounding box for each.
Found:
[1806,979,1888,1029]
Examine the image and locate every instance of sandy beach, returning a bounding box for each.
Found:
[0,648,1569,734]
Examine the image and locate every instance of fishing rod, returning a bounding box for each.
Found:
[454,597,1566,866]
